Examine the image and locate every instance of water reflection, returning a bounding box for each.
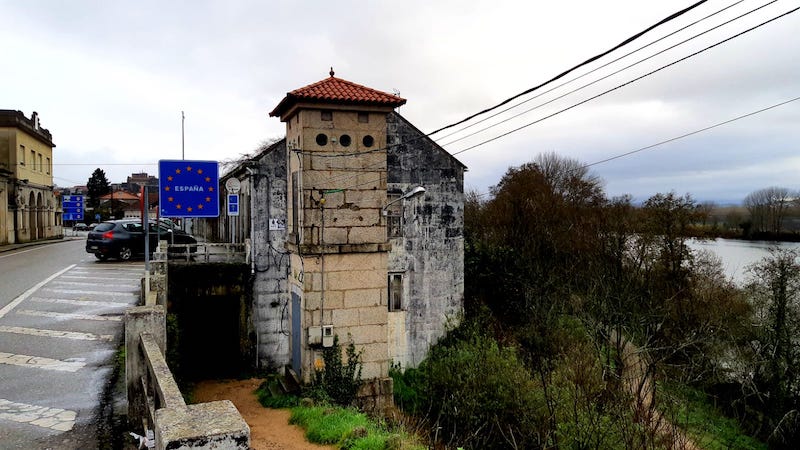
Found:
[688,238,800,285]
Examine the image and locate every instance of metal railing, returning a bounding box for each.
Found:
[167,239,250,263]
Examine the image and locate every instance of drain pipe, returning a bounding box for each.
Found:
[319,193,326,345]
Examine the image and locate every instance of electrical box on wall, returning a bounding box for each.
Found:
[308,325,335,347]
[322,325,334,348]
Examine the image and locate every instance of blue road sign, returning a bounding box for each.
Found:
[227,194,239,216]
[158,160,220,217]
[62,195,84,221]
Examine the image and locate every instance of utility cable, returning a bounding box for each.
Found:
[582,95,800,169]
[440,0,778,148]
[297,0,711,161]
[466,94,800,199]
[451,5,800,156]
[434,0,748,143]
[299,3,797,191]
[427,0,710,136]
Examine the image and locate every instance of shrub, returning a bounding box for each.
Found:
[405,322,549,449]
[312,334,363,406]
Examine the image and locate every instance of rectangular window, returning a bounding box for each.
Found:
[388,273,403,311]
[386,193,403,238]
[31,150,36,169]
[46,157,50,174]
[38,154,43,172]
[320,110,332,121]
[358,112,369,123]
[20,145,25,165]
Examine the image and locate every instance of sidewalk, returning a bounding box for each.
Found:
[0,235,84,254]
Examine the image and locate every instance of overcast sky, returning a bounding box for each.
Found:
[2,0,798,204]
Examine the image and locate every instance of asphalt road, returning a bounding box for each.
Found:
[0,237,142,449]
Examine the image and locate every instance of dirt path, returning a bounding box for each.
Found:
[192,378,335,450]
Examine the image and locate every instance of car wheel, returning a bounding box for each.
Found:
[95,253,108,261]
[118,246,133,261]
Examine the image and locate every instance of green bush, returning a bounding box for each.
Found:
[400,321,549,449]
[312,335,363,406]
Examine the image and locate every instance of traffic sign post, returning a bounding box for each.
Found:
[227,194,239,216]
[158,160,220,217]
[62,195,84,222]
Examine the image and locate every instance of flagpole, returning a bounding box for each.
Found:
[181,111,185,160]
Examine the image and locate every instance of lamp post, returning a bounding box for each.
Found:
[382,186,426,216]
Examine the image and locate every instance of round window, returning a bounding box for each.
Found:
[339,134,352,147]
[362,135,375,148]
[315,133,328,146]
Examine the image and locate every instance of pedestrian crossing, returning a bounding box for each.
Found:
[0,261,141,438]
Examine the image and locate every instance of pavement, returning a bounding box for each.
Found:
[0,234,85,254]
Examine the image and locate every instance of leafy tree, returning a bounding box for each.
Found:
[86,168,111,210]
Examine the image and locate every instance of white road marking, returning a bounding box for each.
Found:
[16,310,122,322]
[41,288,137,298]
[0,352,85,372]
[0,325,112,341]
[0,265,76,320]
[49,281,136,289]
[60,275,140,281]
[30,297,129,308]
[0,398,76,431]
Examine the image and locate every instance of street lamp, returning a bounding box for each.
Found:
[382,186,426,216]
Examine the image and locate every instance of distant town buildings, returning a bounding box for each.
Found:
[0,110,60,244]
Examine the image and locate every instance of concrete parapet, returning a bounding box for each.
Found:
[125,305,166,430]
[155,401,250,450]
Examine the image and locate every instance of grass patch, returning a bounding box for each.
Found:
[660,382,766,450]
[288,405,424,450]
[255,378,300,408]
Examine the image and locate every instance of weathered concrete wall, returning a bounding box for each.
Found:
[386,112,465,368]
[250,140,292,370]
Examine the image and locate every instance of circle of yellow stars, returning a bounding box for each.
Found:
[163,165,216,213]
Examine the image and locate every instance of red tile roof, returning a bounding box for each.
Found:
[270,71,406,118]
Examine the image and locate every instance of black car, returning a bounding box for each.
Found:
[85,219,197,261]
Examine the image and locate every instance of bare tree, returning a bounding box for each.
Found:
[744,187,795,234]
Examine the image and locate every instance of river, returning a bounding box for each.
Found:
[688,238,800,285]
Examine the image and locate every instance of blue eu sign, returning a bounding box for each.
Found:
[62,195,84,221]
[158,160,220,217]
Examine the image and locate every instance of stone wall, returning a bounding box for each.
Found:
[250,140,292,370]
[386,112,465,368]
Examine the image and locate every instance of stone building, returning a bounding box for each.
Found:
[0,110,60,244]
[195,72,465,390]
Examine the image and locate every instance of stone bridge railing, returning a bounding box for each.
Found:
[125,305,250,449]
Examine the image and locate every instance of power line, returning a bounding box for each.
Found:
[298,1,784,190]
[451,5,800,156]
[427,0,710,136]
[583,95,800,169]
[470,94,800,199]
[435,0,754,144]
[291,0,712,162]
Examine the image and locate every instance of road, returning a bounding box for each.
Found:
[0,237,142,449]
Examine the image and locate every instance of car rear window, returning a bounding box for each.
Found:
[94,223,115,232]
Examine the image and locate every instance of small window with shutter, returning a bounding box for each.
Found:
[388,273,403,311]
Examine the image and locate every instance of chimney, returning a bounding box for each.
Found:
[31,111,40,130]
